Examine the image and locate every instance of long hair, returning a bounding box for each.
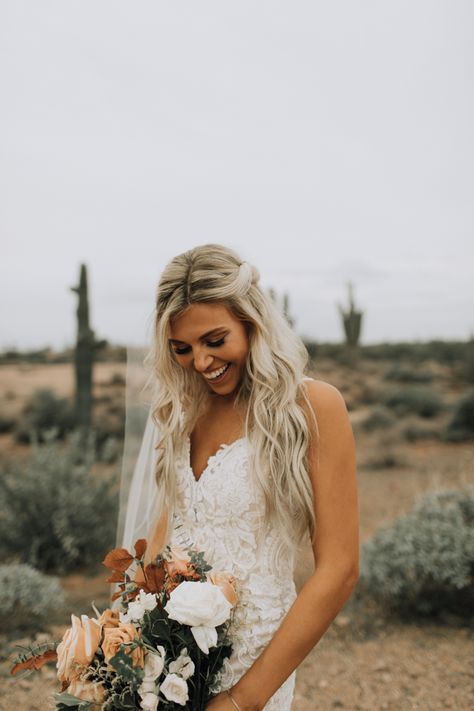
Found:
[143,243,319,555]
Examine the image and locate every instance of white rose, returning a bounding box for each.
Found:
[161,673,189,706]
[144,646,166,680]
[190,625,218,654]
[164,581,232,628]
[138,678,156,698]
[121,590,158,624]
[139,591,158,612]
[139,691,159,711]
[168,648,195,680]
[127,599,146,622]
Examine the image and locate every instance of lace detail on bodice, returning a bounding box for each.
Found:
[167,435,297,710]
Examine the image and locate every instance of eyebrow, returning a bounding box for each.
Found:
[168,327,229,345]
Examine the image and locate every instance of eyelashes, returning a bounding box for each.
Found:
[173,338,225,355]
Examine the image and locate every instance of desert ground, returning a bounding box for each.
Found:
[0,355,473,710]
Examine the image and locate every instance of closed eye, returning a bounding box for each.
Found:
[173,338,225,355]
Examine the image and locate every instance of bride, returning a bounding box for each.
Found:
[120,243,359,711]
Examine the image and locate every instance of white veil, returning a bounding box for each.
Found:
[116,345,161,553]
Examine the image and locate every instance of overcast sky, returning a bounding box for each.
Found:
[1,1,473,350]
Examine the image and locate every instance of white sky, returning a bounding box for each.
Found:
[1,1,473,350]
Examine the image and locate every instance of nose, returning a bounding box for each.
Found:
[193,349,214,373]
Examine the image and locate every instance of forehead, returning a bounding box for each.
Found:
[169,302,237,340]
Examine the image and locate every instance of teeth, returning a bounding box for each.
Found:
[204,363,229,380]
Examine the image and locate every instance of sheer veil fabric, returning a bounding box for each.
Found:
[116,346,162,555]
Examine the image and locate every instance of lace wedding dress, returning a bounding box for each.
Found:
[167,433,298,711]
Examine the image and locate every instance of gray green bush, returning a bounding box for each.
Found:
[361,406,395,432]
[0,563,65,630]
[443,389,474,442]
[384,364,433,384]
[382,385,444,418]
[360,487,474,616]
[0,429,118,573]
[15,387,76,443]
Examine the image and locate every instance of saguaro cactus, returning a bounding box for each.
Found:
[283,291,295,330]
[70,264,105,429]
[337,282,363,349]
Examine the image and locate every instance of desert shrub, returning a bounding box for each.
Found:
[443,389,474,442]
[361,406,395,432]
[384,364,433,384]
[461,338,474,384]
[402,422,441,442]
[360,487,474,617]
[15,388,76,443]
[0,429,118,573]
[0,563,65,631]
[0,410,16,433]
[99,435,122,463]
[382,386,444,418]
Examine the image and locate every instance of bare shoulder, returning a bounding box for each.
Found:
[300,377,349,426]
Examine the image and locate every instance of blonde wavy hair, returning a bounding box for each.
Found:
[144,243,319,554]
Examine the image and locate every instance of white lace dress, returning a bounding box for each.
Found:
[167,434,298,711]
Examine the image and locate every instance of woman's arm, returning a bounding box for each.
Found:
[207,379,359,711]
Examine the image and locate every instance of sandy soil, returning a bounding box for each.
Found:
[1,358,473,710]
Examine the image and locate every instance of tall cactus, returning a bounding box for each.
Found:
[337,282,363,349]
[70,264,105,429]
[283,291,295,329]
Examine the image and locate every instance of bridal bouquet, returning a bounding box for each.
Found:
[10,539,238,711]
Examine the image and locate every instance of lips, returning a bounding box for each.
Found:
[204,362,231,382]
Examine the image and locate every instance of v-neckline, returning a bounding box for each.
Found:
[186,433,247,485]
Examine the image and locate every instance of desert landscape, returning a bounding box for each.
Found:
[1,348,473,710]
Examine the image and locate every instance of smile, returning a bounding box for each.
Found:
[203,363,231,381]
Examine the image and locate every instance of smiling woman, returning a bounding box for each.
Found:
[168,303,250,396]
[121,243,359,711]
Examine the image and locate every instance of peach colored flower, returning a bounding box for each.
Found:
[164,545,192,577]
[207,572,239,606]
[68,677,106,706]
[97,608,120,629]
[56,614,102,682]
[102,622,144,668]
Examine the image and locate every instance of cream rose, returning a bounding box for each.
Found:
[56,614,102,682]
[139,691,159,711]
[102,622,144,668]
[164,581,232,627]
[143,645,166,680]
[161,672,189,705]
[168,647,195,680]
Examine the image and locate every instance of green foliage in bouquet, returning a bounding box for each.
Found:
[360,486,474,617]
[0,563,65,631]
[0,429,118,573]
